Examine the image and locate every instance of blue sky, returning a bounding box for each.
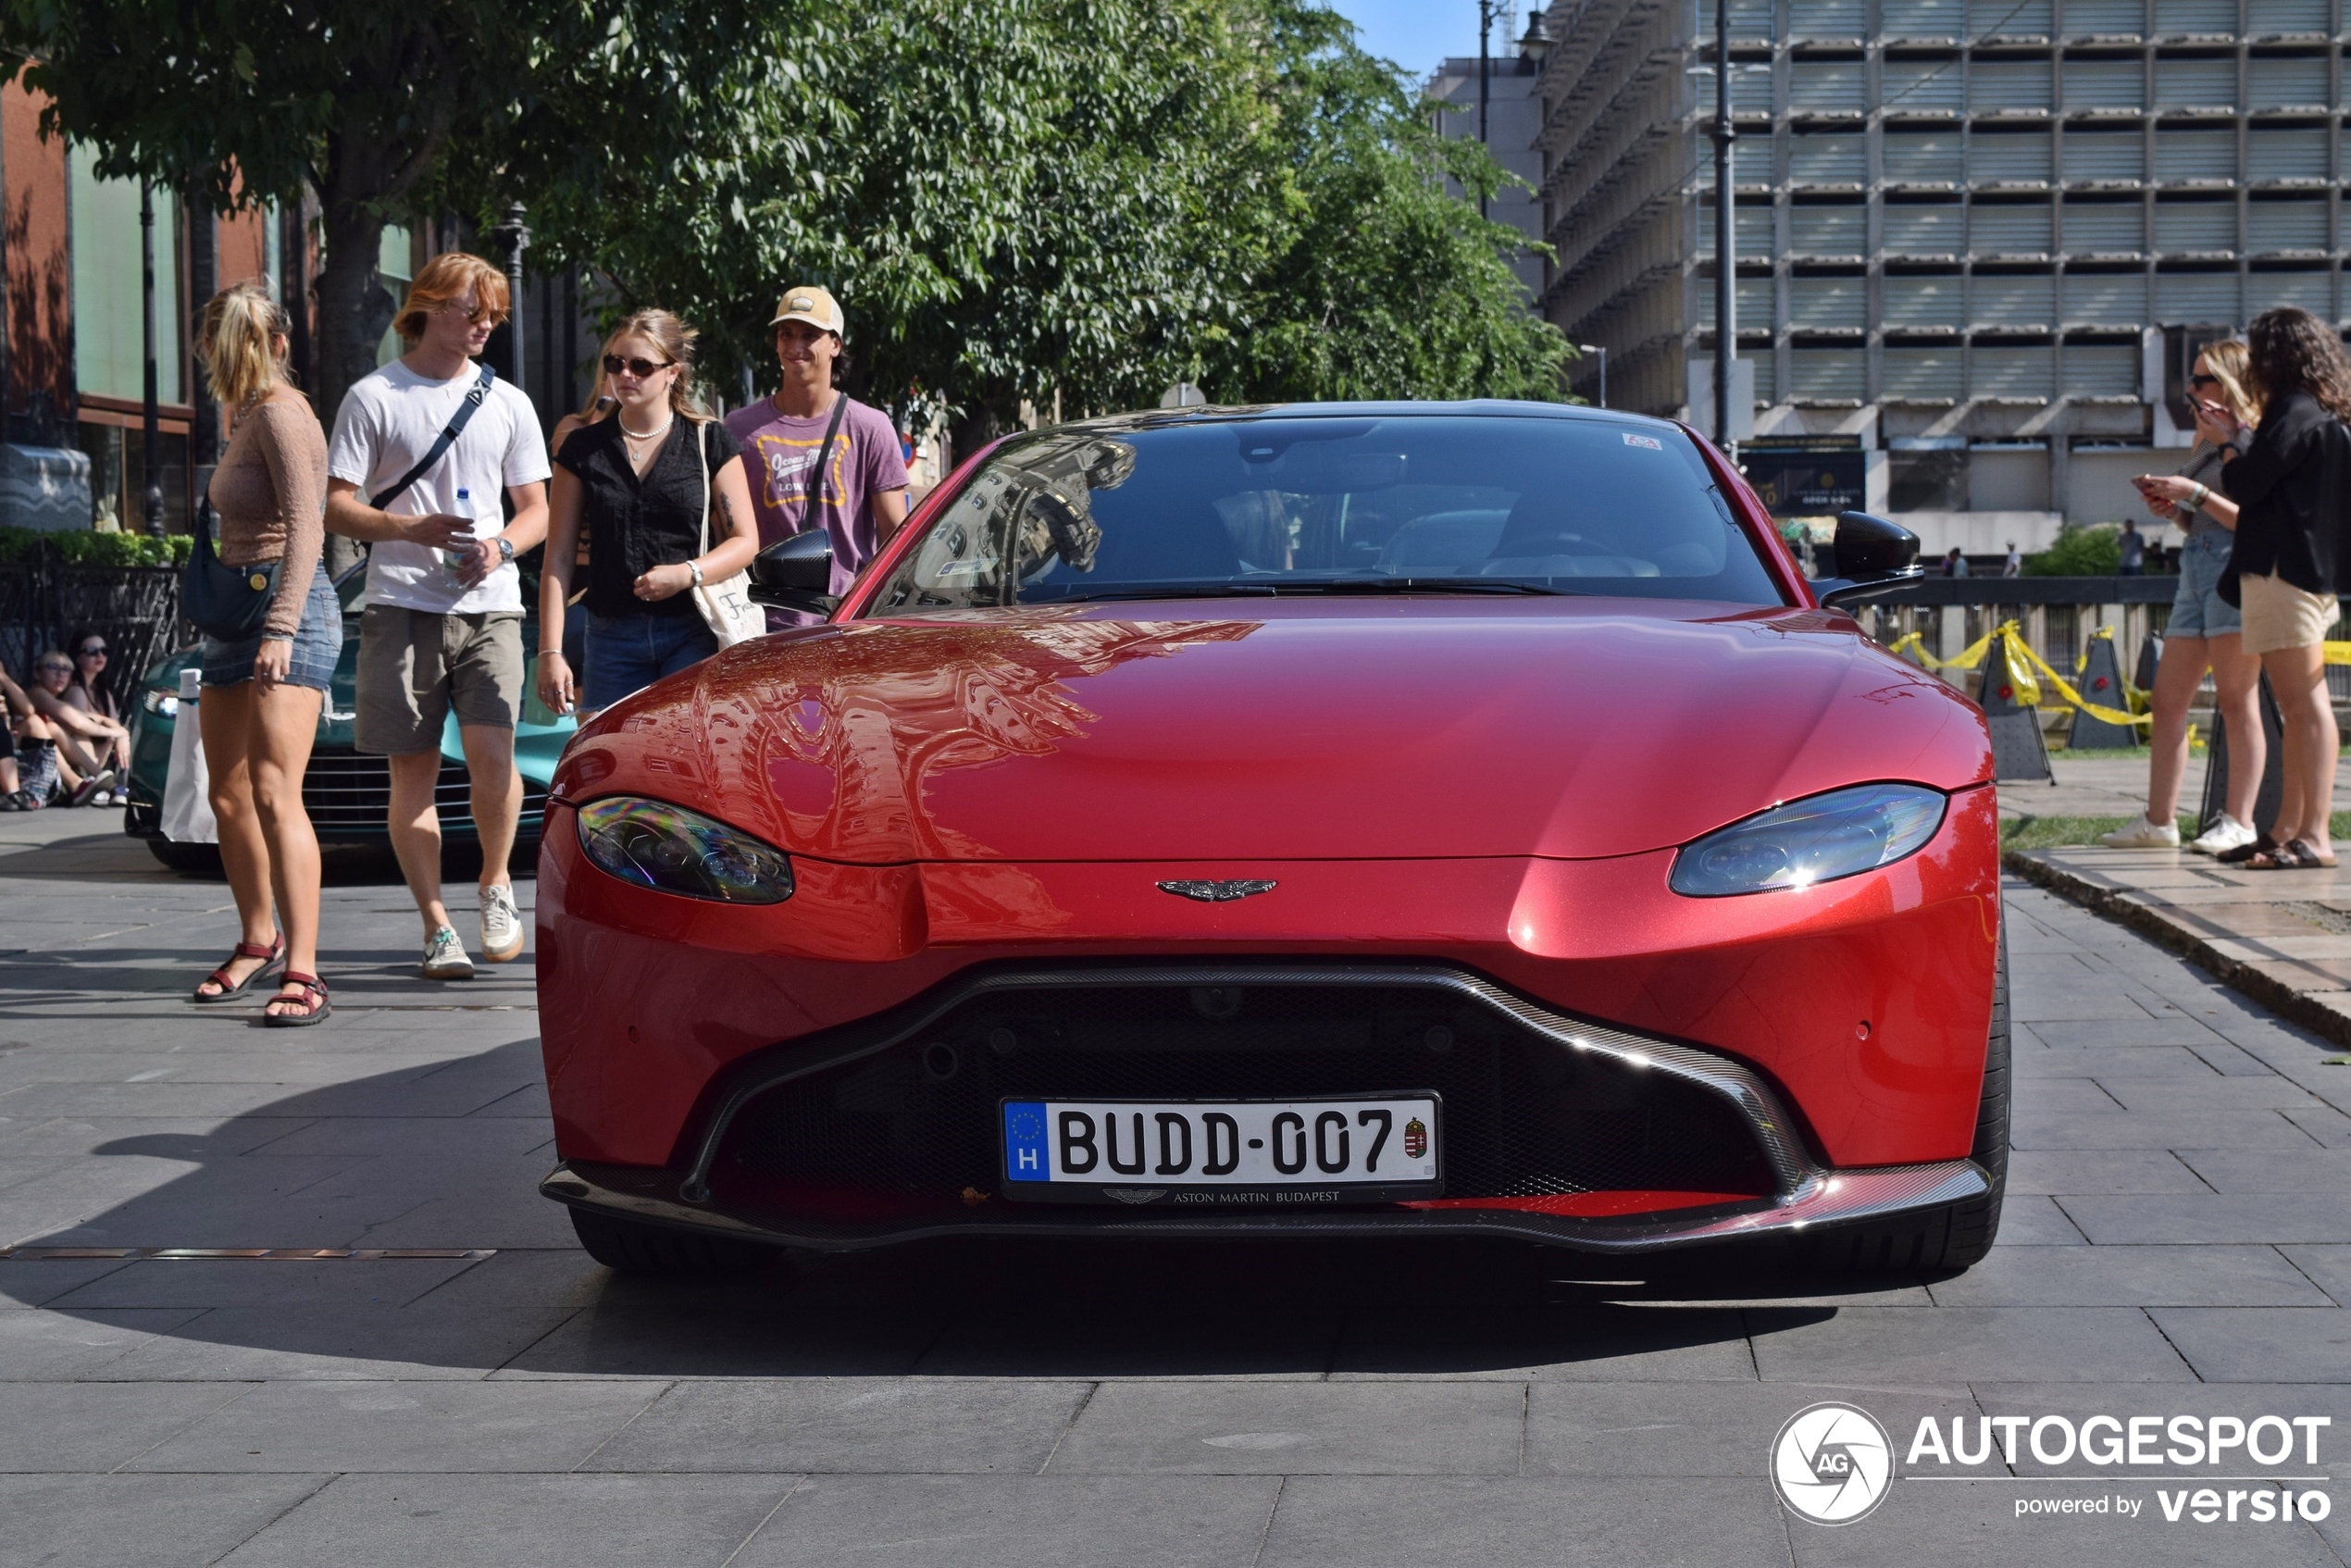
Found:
[1323,0,1499,82]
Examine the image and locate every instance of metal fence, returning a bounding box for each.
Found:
[0,546,185,699]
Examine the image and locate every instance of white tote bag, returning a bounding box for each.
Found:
[157,668,218,843]
[690,420,764,648]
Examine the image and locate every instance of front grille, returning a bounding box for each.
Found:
[301,750,549,837]
[710,981,1778,1234]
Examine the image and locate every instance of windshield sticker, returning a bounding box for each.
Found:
[1623,433,1663,450]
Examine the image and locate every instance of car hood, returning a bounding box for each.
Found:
[558,600,1991,864]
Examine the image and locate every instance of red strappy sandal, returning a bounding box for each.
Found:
[263,972,330,1028]
[192,935,284,1004]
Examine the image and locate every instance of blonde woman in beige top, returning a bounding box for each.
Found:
[188,280,340,1026]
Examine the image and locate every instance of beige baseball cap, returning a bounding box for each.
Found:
[769,285,843,336]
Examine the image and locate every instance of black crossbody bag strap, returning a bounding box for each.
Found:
[808,392,852,532]
[368,363,497,510]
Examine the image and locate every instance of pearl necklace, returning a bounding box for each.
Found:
[618,413,674,447]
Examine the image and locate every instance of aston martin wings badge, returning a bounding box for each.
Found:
[1156,879,1277,902]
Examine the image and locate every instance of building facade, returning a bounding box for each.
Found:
[1427,19,1554,306]
[1536,0,2343,553]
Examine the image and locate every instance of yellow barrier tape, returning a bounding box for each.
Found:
[1885,623,2146,727]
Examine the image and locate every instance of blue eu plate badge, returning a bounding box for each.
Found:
[1002,1102,1050,1182]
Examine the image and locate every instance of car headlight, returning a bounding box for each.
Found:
[142,689,179,717]
[1669,783,1947,897]
[576,796,794,904]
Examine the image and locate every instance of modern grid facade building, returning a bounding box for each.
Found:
[1534,0,2351,552]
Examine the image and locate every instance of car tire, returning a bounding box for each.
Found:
[568,1207,781,1276]
[1798,922,2009,1274]
[145,840,224,876]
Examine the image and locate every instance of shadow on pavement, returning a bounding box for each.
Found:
[17,1040,1897,1379]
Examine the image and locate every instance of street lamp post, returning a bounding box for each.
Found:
[498,203,529,390]
[1477,0,1498,222]
[139,181,164,539]
[1578,343,1608,408]
[1710,0,1736,456]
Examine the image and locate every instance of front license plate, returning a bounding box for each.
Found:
[998,1095,1442,1206]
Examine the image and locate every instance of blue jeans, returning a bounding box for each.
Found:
[2168,530,2241,639]
[583,612,718,710]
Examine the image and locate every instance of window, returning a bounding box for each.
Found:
[2247,126,2329,179]
[2062,271,2152,318]
[1700,201,1777,255]
[2246,54,2331,107]
[1973,201,2058,251]
[1885,0,1968,32]
[1790,274,1869,326]
[69,156,180,404]
[1972,59,2056,109]
[1888,442,1971,505]
[2154,0,2241,30]
[1885,272,1968,324]
[1886,203,1966,250]
[2153,127,2237,179]
[1791,0,1868,33]
[2063,199,2148,249]
[2064,58,2147,107]
[1974,272,2059,323]
[1971,130,2055,181]
[2247,0,2330,31]
[2154,57,2239,108]
[2155,197,2237,247]
[866,417,1787,611]
[2251,268,2334,314]
[2247,197,2327,248]
[1789,349,1866,400]
[1696,275,1779,329]
[1885,57,1966,111]
[1972,345,2059,396]
[1975,0,2055,32]
[1791,60,1868,110]
[2154,268,2241,317]
[374,225,413,367]
[1790,134,1868,181]
[1700,0,1778,40]
[1884,348,1968,401]
[1790,205,1867,253]
[2064,342,2145,393]
[1887,131,1966,179]
[2065,0,2147,32]
[2064,129,2148,180]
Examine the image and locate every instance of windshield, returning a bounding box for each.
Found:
[865,414,1785,613]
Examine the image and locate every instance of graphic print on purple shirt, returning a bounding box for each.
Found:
[721,395,910,600]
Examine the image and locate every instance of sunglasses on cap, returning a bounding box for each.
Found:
[602,355,673,380]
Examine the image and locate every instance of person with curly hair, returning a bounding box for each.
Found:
[2220,305,2351,869]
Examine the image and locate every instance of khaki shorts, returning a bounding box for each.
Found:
[2237,572,2339,656]
[355,606,525,754]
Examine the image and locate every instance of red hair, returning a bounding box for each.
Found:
[392,253,510,343]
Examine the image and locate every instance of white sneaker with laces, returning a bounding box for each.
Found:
[479,883,524,963]
[420,925,475,980]
[2188,814,2258,856]
[2098,815,2181,849]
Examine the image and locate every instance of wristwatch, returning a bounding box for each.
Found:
[496,537,515,564]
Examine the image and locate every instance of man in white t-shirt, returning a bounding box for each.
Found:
[325,252,551,980]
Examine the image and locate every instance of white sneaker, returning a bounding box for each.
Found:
[420,925,475,980]
[479,883,524,963]
[2098,815,2181,849]
[2187,814,2258,856]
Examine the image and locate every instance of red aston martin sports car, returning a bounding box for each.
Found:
[536,401,2006,1276]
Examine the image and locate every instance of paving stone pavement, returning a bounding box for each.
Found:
[2,812,2349,1565]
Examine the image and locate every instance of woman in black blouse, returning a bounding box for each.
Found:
[2220,305,2351,869]
[537,310,759,720]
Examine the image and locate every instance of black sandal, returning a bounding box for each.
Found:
[192,936,284,1003]
[2217,833,2279,865]
[263,971,330,1027]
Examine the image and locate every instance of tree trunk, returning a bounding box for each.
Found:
[314,179,396,578]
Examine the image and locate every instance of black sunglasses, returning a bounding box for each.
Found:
[76,644,106,657]
[602,354,673,380]
[2190,373,2221,388]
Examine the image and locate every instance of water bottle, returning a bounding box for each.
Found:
[441,488,473,577]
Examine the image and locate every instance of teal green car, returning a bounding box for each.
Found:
[124,564,577,872]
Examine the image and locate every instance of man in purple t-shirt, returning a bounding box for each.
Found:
[722,286,910,619]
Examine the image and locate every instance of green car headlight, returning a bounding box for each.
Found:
[1670,783,1947,897]
[576,796,794,904]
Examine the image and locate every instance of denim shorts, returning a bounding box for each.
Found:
[202,570,342,691]
[2166,529,2241,640]
[583,611,718,710]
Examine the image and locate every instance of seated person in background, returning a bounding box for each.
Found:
[58,628,130,799]
[0,656,73,809]
[24,649,124,804]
